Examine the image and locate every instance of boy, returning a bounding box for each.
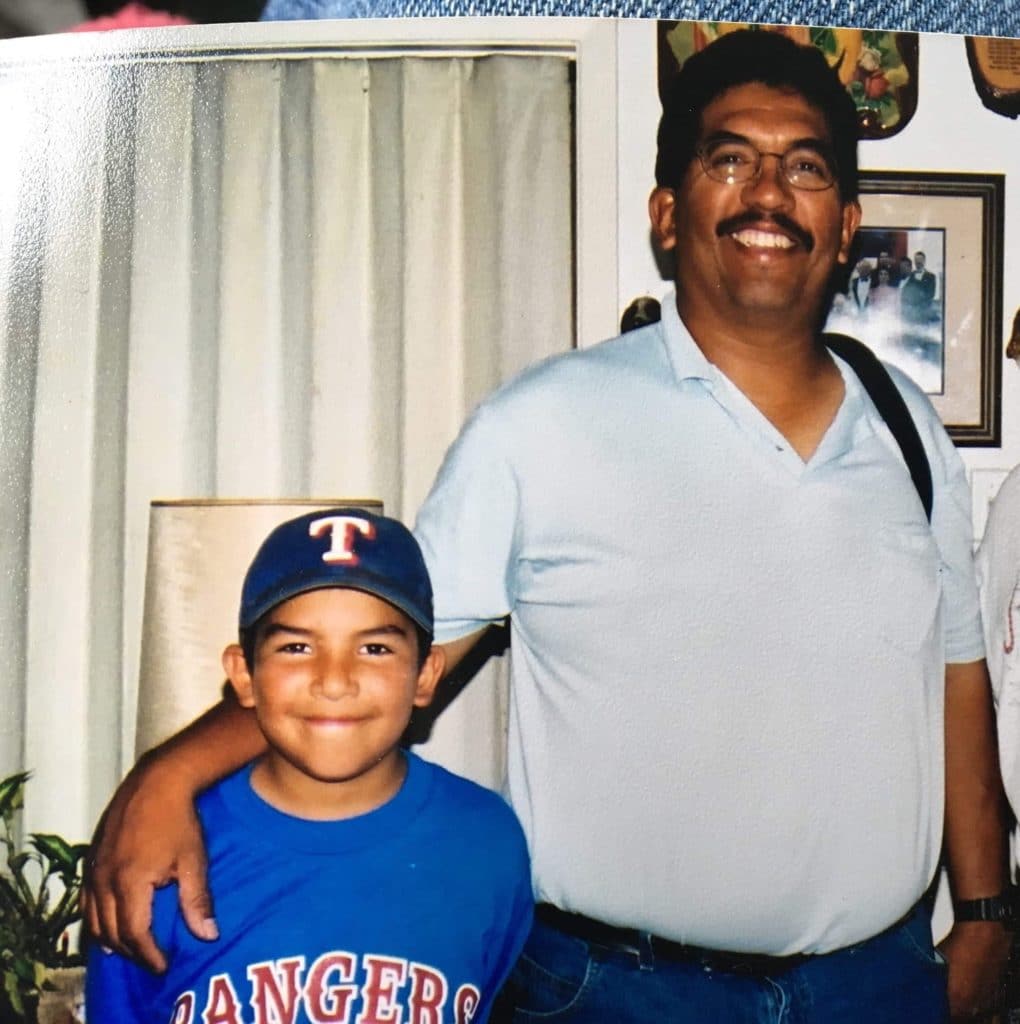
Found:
[87,508,533,1024]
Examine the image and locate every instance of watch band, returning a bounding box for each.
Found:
[953,893,1016,927]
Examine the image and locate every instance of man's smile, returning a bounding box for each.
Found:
[716,210,815,252]
[730,228,796,250]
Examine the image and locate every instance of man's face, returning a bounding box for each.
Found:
[650,83,860,331]
[914,252,926,270]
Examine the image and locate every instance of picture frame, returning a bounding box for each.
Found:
[823,170,1004,446]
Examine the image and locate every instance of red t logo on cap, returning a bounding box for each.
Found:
[308,515,376,565]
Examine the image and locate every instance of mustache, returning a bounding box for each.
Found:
[715,211,814,252]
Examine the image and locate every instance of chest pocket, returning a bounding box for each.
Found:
[872,524,943,653]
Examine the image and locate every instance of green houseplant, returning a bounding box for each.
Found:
[0,772,88,1023]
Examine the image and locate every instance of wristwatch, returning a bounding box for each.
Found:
[953,891,1017,928]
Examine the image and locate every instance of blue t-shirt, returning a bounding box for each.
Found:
[86,752,533,1024]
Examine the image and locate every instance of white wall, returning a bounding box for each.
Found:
[614,22,1020,533]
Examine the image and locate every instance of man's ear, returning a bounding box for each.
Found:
[837,200,862,265]
[649,187,678,252]
[222,644,255,708]
[413,646,446,709]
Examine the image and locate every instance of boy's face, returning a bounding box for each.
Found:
[223,587,443,818]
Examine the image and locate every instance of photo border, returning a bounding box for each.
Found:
[856,170,1004,446]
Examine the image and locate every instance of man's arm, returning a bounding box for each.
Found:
[84,693,265,972]
[438,628,489,677]
[940,658,1012,1020]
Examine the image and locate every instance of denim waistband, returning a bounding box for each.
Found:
[535,900,921,976]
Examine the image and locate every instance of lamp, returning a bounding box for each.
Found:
[135,498,382,757]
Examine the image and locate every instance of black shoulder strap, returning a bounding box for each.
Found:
[822,332,933,523]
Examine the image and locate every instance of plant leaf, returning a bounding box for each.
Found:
[8,850,33,872]
[4,970,25,1016]
[30,833,84,874]
[0,873,28,918]
[0,772,30,818]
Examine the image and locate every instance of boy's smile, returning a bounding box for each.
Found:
[223,588,443,819]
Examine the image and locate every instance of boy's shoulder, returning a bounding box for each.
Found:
[193,762,253,826]
[405,754,531,904]
[407,753,526,840]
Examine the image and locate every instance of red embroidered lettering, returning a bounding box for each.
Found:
[170,992,196,1024]
[356,955,408,1024]
[309,516,376,565]
[248,956,306,1024]
[453,984,480,1024]
[202,974,244,1024]
[407,963,448,1024]
[304,952,358,1024]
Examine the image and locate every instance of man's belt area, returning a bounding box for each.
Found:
[535,903,814,976]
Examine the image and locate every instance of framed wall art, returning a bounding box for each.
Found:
[657,22,919,139]
[965,35,1020,119]
[824,170,1004,446]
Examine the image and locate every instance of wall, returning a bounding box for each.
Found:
[614,21,1020,535]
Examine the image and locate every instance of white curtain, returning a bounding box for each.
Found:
[0,46,573,842]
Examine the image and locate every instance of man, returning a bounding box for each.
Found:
[86,30,1009,1022]
[900,250,939,323]
[849,256,873,311]
[978,466,1020,851]
[976,466,1020,1015]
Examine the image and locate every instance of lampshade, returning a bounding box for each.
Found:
[135,498,382,757]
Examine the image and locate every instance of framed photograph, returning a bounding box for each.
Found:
[823,170,1004,446]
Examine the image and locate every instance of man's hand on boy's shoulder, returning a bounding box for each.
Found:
[83,753,219,974]
[84,694,264,970]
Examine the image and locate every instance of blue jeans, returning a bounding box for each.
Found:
[495,903,948,1023]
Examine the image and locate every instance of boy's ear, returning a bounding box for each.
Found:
[413,646,446,708]
[222,644,256,708]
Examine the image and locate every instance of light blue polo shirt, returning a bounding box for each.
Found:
[415,293,983,955]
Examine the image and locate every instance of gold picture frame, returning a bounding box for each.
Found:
[825,171,1004,446]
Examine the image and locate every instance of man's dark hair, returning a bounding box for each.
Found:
[655,30,860,201]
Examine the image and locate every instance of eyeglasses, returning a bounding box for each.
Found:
[696,137,838,192]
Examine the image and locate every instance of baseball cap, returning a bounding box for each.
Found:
[239,508,433,634]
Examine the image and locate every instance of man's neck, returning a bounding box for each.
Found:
[675,296,844,461]
[677,296,824,383]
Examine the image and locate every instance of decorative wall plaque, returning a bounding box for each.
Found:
[966,35,1020,119]
[658,22,919,140]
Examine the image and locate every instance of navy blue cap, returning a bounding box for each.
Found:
[239,508,433,633]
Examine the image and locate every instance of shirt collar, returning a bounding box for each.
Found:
[658,290,717,385]
[656,289,872,463]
